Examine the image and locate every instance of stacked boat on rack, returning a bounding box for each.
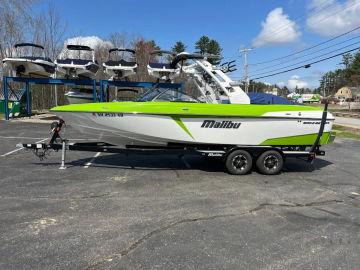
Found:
[2,43,140,81]
[2,43,100,79]
[2,43,56,78]
[2,42,142,104]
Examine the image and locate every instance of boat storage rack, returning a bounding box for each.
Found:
[1,76,183,120]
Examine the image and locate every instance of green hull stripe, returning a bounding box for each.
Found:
[171,116,194,139]
[260,132,331,146]
[51,101,322,117]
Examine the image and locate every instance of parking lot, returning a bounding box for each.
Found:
[1,120,360,270]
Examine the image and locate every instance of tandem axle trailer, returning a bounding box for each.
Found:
[20,103,332,175]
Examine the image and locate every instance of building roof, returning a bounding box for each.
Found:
[349,87,360,96]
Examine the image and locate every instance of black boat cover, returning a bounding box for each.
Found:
[14,43,44,49]
[105,59,136,67]
[67,45,93,51]
[56,59,93,65]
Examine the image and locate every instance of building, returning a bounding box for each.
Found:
[265,87,278,96]
[335,86,360,101]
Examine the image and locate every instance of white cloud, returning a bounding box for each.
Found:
[252,7,301,47]
[306,0,360,36]
[287,75,308,90]
[59,36,113,58]
[277,81,285,88]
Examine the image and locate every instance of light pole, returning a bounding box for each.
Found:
[239,47,253,93]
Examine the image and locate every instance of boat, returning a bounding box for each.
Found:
[47,52,335,174]
[55,45,99,79]
[147,50,181,81]
[51,52,334,148]
[51,100,334,148]
[2,43,56,77]
[103,48,137,80]
[65,88,95,104]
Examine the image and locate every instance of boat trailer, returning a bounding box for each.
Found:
[19,104,331,175]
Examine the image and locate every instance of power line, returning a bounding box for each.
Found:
[250,23,360,66]
[250,41,360,77]
[250,46,360,80]
[232,1,360,79]
[250,35,360,74]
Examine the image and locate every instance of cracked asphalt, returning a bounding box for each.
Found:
[1,121,360,270]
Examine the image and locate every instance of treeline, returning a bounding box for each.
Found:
[315,51,360,96]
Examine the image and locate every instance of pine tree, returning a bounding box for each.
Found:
[195,36,210,55]
[172,41,186,54]
[195,36,222,64]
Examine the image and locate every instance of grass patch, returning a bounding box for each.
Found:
[333,124,360,141]
[0,114,4,120]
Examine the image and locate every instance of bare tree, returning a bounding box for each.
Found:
[29,2,68,109]
[109,32,129,49]
[0,0,35,76]
[30,3,66,59]
[132,38,160,82]
[94,41,113,80]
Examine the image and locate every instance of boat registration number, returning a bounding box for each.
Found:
[93,113,124,117]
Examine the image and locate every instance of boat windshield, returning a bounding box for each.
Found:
[136,88,201,103]
[14,43,48,60]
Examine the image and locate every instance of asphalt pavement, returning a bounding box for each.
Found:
[335,116,360,129]
[1,121,360,270]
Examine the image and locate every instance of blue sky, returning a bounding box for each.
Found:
[34,0,360,90]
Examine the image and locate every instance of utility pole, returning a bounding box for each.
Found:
[239,47,253,93]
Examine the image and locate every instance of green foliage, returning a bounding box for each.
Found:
[349,51,360,77]
[149,40,160,51]
[316,50,360,96]
[195,36,210,55]
[342,53,354,69]
[172,41,186,54]
[195,35,222,64]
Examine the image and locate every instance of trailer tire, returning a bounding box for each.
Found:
[256,150,283,175]
[225,149,253,175]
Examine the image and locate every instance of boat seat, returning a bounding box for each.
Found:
[56,59,93,65]
[148,62,173,69]
[104,59,136,67]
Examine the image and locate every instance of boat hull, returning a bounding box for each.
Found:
[54,110,334,147]
[103,65,137,80]
[56,64,98,79]
[3,58,55,77]
[65,90,94,104]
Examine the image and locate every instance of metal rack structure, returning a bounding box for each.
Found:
[1,76,183,120]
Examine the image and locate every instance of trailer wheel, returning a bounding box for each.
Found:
[225,149,253,175]
[256,150,283,175]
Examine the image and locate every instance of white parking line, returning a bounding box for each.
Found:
[83,152,101,168]
[0,136,94,141]
[0,136,45,140]
[1,138,48,157]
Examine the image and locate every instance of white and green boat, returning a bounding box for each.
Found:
[51,53,335,148]
[51,101,334,147]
